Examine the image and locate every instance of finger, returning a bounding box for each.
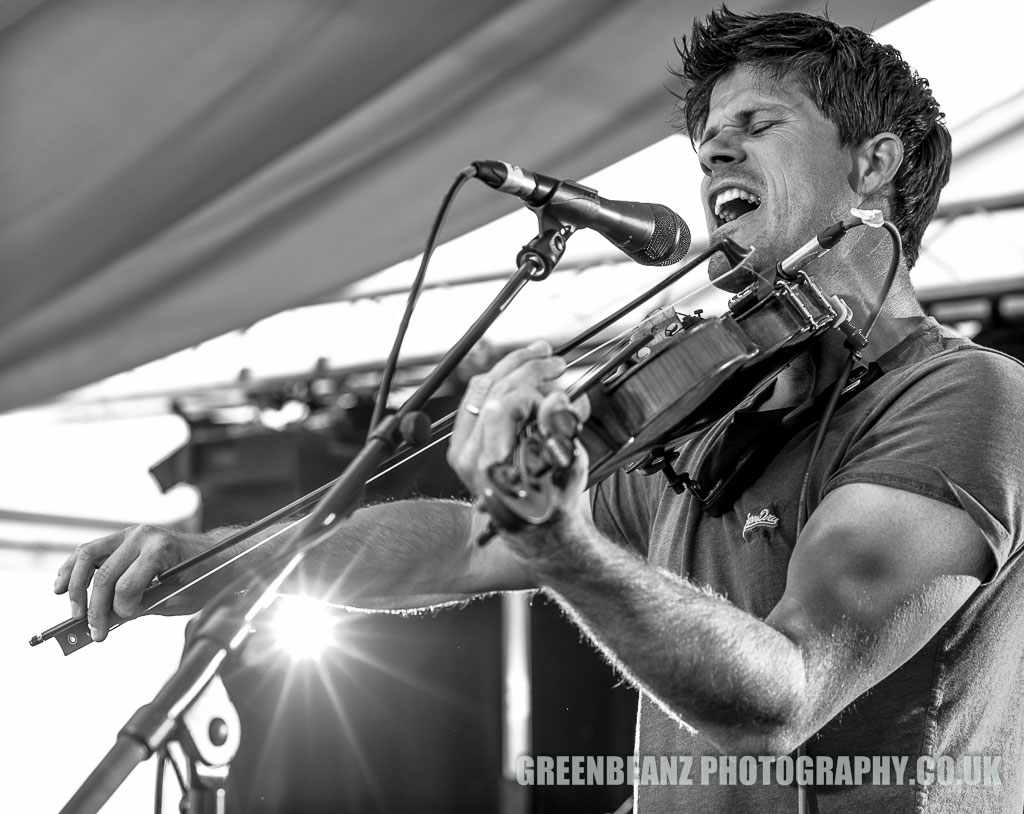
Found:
[111,545,170,619]
[536,391,582,472]
[477,389,542,469]
[64,531,127,619]
[449,387,540,491]
[55,530,120,594]
[452,357,564,455]
[462,373,493,413]
[485,340,554,382]
[54,550,77,595]
[537,391,587,440]
[573,393,592,425]
[488,356,566,398]
[537,391,590,494]
[452,341,559,451]
[451,373,495,452]
[88,525,156,641]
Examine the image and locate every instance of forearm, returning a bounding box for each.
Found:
[213,498,527,611]
[65,496,532,640]
[526,514,809,753]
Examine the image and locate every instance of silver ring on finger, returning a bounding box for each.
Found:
[463,375,492,418]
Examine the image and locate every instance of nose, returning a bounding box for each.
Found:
[698,129,746,175]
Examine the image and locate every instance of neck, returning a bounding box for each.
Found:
[764,276,925,410]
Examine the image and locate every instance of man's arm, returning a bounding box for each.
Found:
[442,341,999,754]
[289,499,538,607]
[515,481,991,754]
[56,342,570,642]
[55,499,537,641]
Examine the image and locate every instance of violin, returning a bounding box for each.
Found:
[32,215,880,653]
[479,264,867,532]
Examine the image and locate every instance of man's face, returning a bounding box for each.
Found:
[699,65,859,291]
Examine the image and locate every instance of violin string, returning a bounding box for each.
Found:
[735,248,771,289]
[132,429,462,617]
[360,245,764,471]
[564,245,758,369]
[130,243,764,616]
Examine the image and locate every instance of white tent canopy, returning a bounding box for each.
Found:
[0,0,927,412]
[44,0,1024,412]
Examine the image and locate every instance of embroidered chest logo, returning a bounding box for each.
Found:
[742,508,780,544]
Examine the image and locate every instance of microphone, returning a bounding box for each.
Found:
[472,159,691,266]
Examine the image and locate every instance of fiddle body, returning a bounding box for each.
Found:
[481,270,861,530]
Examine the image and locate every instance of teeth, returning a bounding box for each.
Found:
[713,188,761,222]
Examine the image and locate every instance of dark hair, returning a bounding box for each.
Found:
[671,7,951,268]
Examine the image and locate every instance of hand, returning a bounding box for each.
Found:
[54,525,213,641]
[447,341,590,556]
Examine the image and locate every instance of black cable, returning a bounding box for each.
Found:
[796,219,903,531]
[862,221,903,339]
[368,165,478,434]
[792,219,901,813]
[796,352,856,531]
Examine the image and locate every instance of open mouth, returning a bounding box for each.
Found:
[713,188,761,227]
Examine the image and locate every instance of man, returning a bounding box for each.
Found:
[55,8,1024,812]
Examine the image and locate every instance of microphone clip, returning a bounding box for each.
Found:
[515,223,574,280]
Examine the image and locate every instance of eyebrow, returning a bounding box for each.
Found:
[699,104,791,145]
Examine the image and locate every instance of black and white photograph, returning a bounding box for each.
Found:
[2,0,1023,812]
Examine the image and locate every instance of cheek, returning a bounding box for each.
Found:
[787,155,858,212]
[819,149,859,195]
[765,154,813,213]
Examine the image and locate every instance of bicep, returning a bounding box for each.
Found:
[765,482,992,722]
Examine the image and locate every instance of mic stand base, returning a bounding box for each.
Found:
[61,672,239,814]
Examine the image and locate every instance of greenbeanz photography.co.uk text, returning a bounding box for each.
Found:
[516,754,1003,788]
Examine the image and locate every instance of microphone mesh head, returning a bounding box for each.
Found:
[625,205,691,266]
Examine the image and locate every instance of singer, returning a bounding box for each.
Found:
[54,8,1024,813]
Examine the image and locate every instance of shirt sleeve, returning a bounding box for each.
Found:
[822,347,1024,573]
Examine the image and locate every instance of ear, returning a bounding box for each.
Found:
[849,132,903,198]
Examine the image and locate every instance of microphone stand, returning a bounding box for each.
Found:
[31,235,740,657]
[59,221,574,814]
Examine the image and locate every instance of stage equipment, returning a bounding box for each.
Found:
[41,162,695,813]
